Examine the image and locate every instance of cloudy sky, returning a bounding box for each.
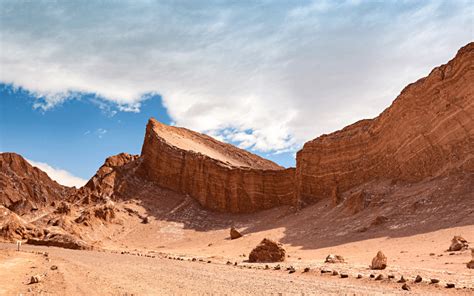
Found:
[0,0,472,187]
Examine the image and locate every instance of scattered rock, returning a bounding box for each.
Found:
[402,284,411,291]
[325,254,345,263]
[274,264,281,270]
[431,279,440,284]
[288,266,296,274]
[142,216,151,224]
[340,273,348,278]
[448,236,468,251]
[414,275,422,283]
[388,274,395,279]
[371,251,387,270]
[303,267,310,273]
[50,265,58,270]
[226,261,232,265]
[357,274,363,279]
[332,270,339,276]
[248,238,286,263]
[321,269,331,274]
[446,283,455,288]
[398,276,406,283]
[230,227,243,240]
[369,274,375,278]
[429,253,435,256]
[467,249,474,269]
[375,274,383,281]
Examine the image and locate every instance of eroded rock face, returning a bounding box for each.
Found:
[0,153,72,214]
[248,238,286,263]
[136,119,296,213]
[27,232,92,250]
[296,43,474,204]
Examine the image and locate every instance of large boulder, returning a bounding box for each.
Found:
[249,238,286,263]
[230,227,243,240]
[371,251,387,270]
[448,236,469,251]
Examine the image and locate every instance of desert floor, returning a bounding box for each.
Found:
[1,224,473,295]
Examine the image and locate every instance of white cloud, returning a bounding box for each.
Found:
[0,1,472,154]
[26,159,87,188]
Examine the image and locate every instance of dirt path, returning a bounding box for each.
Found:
[1,243,472,296]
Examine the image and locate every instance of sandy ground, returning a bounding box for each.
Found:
[1,242,473,296]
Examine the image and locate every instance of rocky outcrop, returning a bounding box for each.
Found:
[248,238,286,262]
[296,43,474,204]
[136,118,296,213]
[0,153,72,214]
[26,232,92,250]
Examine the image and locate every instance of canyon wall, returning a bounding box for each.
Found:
[296,42,474,204]
[136,119,296,213]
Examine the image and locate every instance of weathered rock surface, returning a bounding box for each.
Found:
[136,118,296,213]
[248,238,286,262]
[296,43,474,204]
[0,153,72,214]
[448,235,469,251]
[371,251,387,270]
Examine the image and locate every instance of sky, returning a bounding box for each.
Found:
[0,0,472,187]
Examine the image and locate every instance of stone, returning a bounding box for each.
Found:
[414,275,422,283]
[332,270,339,276]
[325,254,345,263]
[340,273,348,278]
[397,276,406,283]
[375,274,383,281]
[303,267,310,273]
[29,275,42,284]
[402,284,410,291]
[446,283,455,288]
[371,251,387,270]
[248,239,286,263]
[431,279,440,284]
[230,227,243,240]
[357,274,363,279]
[50,265,58,270]
[448,236,469,251]
[142,216,151,224]
[288,266,296,274]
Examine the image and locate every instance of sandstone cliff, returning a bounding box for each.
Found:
[136,119,296,213]
[296,42,474,204]
[0,153,72,214]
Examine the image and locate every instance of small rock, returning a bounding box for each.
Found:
[357,274,363,279]
[230,227,243,240]
[265,265,269,270]
[429,253,435,256]
[448,236,468,251]
[431,278,440,284]
[369,274,375,278]
[321,269,331,274]
[332,270,339,276]
[226,261,232,265]
[29,275,42,284]
[402,284,411,291]
[446,283,455,288]
[142,216,151,224]
[207,260,211,263]
[375,274,383,281]
[325,254,345,263]
[388,274,395,279]
[414,275,422,283]
[192,258,196,261]
[274,264,281,270]
[398,276,406,283]
[371,251,387,270]
[303,267,310,273]
[50,265,58,270]
[340,273,348,278]
[288,266,296,274]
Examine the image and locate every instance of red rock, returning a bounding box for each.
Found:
[296,43,474,204]
[248,238,286,263]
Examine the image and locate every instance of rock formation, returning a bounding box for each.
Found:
[230,227,243,239]
[0,153,72,214]
[296,43,474,204]
[371,251,388,270]
[248,238,286,262]
[136,118,296,213]
[448,235,469,251]
[325,254,345,263]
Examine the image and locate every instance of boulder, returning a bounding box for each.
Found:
[371,251,387,270]
[325,254,345,263]
[230,227,243,240]
[248,238,286,263]
[448,236,468,251]
[467,249,474,269]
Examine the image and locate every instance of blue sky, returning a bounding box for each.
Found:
[0,0,472,186]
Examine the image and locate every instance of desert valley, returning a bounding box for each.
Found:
[0,42,473,295]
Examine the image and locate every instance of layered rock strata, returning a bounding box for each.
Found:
[136,119,296,213]
[296,42,474,204]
